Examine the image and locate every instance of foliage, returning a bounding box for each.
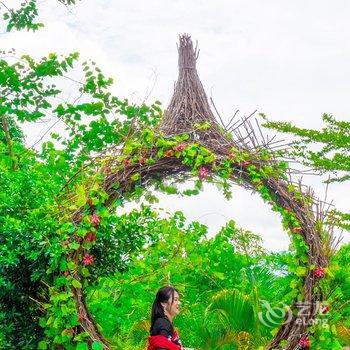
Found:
[261,113,350,183]
[221,222,266,257]
[261,113,350,231]
[0,0,81,32]
[0,51,161,348]
[85,212,290,350]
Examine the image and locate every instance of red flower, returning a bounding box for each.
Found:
[174,143,186,152]
[299,336,310,348]
[241,161,251,167]
[165,149,174,157]
[83,253,94,266]
[292,227,302,234]
[314,266,325,279]
[91,213,100,227]
[229,152,236,159]
[139,156,147,165]
[85,232,96,242]
[198,166,209,179]
[321,305,330,314]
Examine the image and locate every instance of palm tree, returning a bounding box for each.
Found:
[196,289,267,350]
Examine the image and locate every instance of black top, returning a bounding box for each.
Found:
[150,316,182,348]
[150,316,174,338]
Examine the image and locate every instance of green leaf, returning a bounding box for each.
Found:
[38,341,47,349]
[331,324,338,335]
[131,173,140,181]
[69,242,80,250]
[76,343,89,350]
[67,261,77,270]
[213,272,225,280]
[92,342,104,350]
[76,185,86,206]
[81,267,90,277]
[296,266,307,277]
[72,279,82,289]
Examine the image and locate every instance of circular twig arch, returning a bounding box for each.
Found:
[66,34,330,350]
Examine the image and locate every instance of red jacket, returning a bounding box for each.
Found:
[147,333,182,350]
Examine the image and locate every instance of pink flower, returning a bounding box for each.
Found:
[314,266,325,279]
[139,156,147,165]
[321,305,330,314]
[292,227,302,234]
[229,152,236,159]
[165,149,174,157]
[83,253,94,266]
[174,143,186,152]
[198,166,209,179]
[85,232,96,242]
[91,213,100,227]
[299,336,310,348]
[241,161,251,167]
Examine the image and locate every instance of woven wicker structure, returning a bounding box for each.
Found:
[67,34,332,350]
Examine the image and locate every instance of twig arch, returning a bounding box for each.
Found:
[66,34,330,350]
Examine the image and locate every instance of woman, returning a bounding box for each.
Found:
[147,286,184,350]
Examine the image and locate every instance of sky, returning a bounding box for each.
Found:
[1,0,350,251]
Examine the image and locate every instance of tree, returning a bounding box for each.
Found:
[0,50,162,348]
[262,113,350,230]
[262,114,350,183]
[0,0,81,31]
[220,221,266,258]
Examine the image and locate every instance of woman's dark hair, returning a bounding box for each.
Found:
[150,286,179,329]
